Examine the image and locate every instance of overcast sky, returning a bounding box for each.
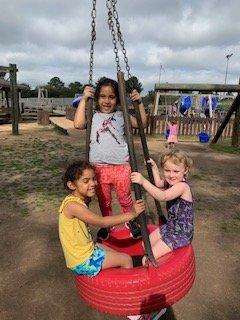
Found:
[1,0,239,94]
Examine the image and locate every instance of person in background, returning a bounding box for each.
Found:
[166,119,178,148]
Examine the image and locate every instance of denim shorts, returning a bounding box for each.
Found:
[71,246,105,277]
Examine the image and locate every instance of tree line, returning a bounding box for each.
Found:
[20,76,155,105]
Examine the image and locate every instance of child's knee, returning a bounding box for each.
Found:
[123,254,133,268]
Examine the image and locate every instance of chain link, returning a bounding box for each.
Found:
[111,0,132,79]
[106,0,121,72]
[89,0,97,85]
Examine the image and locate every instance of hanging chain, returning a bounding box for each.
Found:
[89,0,97,85]
[111,0,132,79]
[106,0,121,72]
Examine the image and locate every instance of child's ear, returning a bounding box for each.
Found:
[184,169,189,176]
[67,181,76,191]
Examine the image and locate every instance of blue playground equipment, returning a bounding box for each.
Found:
[201,96,218,110]
[198,131,210,143]
[72,94,83,108]
[179,96,191,115]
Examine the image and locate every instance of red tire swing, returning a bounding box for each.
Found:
[75,225,195,315]
[75,0,196,316]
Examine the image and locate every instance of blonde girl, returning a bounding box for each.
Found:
[131,150,194,265]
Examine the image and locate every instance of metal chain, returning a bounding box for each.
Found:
[89,0,97,85]
[106,0,121,72]
[111,0,132,79]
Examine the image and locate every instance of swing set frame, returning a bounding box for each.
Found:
[154,82,240,147]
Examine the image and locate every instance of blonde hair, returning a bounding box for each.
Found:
[160,150,193,172]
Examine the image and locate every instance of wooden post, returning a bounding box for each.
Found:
[117,71,157,267]
[155,83,240,92]
[232,103,240,147]
[211,80,240,144]
[153,91,160,116]
[37,110,50,125]
[9,64,19,135]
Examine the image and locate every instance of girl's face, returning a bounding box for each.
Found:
[70,168,98,199]
[163,160,188,186]
[98,85,117,114]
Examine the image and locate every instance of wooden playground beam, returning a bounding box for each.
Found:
[232,102,240,147]
[155,83,240,93]
[211,93,240,144]
[9,64,19,135]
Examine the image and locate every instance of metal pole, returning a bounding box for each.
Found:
[224,53,233,85]
[133,100,166,224]
[117,71,157,267]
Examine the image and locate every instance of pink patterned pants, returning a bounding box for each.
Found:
[94,164,133,217]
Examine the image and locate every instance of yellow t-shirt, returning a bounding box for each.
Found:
[58,194,95,269]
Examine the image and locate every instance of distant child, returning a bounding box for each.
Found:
[59,160,145,277]
[74,78,147,240]
[167,120,178,148]
[131,150,194,265]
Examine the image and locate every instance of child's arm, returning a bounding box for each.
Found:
[131,172,189,202]
[146,159,164,188]
[129,89,148,128]
[64,200,145,227]
[74,86,94,129]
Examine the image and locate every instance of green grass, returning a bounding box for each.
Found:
[210,141,240,154]
[141,134,198,142]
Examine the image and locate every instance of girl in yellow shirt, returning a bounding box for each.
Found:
[59,160,144,277]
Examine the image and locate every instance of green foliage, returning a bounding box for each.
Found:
[68,81,84,95]
[210,142,240,154]
[20,83,38,98]
[47,77,65,89]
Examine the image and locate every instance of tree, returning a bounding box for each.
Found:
[68,81,84,94]
[47,77,65,89]
[20,83,37,98]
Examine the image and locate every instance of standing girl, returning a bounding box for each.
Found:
[131,150,194,265]
[167,119,178,148]
[59,160,145,277]
[74,78,147,240]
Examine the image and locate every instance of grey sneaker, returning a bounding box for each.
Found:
[151,308,167,320]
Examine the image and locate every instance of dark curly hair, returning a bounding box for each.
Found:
[94,78,120,107]
[63,160,94,191]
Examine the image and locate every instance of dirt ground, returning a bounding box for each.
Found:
[0,122,239,320]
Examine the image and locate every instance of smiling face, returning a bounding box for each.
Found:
[98,85,117,114]
[163,160,188,186]
[67,168,98,199]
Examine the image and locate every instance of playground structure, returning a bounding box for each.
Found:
[153,90,234,118]
[153,82,240,147]
[0,64,27,133]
